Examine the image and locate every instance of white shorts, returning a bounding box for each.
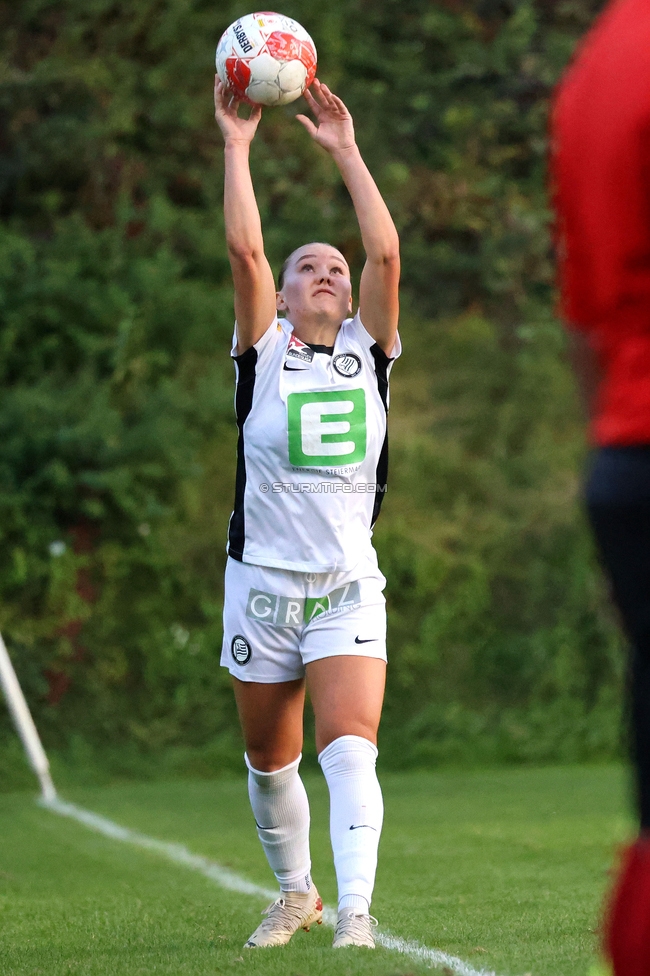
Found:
[221,557,387,683]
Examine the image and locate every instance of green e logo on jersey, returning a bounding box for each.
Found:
[287,389,367,467]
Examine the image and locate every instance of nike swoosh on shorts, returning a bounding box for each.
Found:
[354,637,378,644]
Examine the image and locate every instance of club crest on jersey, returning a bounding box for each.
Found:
[333,353,361,377]
[231,634,251,665]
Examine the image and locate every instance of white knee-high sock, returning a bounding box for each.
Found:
[318,735,384,913]
[245,753,312,893]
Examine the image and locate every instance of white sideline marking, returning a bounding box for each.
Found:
[40,795,499,976]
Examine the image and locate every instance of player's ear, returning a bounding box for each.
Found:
[276,290,287,311]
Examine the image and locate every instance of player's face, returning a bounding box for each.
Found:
[276,244,352,322]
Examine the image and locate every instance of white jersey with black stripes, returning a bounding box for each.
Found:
[227,312,401,574]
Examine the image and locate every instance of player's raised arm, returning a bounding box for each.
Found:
[214,77,277,353]
[296,80,400,354]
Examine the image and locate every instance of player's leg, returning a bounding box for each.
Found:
[233,677,311,892]
[231,677,323,947]
[233,675,305,771]
[306,633,386,948]
[221,557,322,947]
[586,446,650,975]
[307,655,386,898]
[587,449,650,823]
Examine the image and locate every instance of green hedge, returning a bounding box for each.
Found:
[0,0,622,789]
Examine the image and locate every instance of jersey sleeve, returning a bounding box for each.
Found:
[231,316,285,364]
[348,311,401,360]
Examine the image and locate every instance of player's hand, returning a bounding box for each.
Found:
[214,76,262,145]
[296,79,356,155]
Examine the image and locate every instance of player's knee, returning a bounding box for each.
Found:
[245,746,302,772]
[316,723,378,756]
[318,734,380,780]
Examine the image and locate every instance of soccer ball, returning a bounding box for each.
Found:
[216,12,317,107]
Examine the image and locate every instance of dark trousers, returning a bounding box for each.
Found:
[586,446,650,829]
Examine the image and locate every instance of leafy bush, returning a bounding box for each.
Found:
[0,0,622,788]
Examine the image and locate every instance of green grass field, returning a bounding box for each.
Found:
[0,765,632,976]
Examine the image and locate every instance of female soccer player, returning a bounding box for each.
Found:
[214,75,400,950]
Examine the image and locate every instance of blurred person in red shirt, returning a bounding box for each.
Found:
[551,1,650,972]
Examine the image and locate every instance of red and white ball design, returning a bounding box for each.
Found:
[216,12,317,107]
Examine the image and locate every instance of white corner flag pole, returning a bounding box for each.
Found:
[0,632,57,802]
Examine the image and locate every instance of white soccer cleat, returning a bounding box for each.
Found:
[243,886,323,948]
[332,909,378,948]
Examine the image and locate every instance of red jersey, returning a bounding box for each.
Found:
[551,0,650,445]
